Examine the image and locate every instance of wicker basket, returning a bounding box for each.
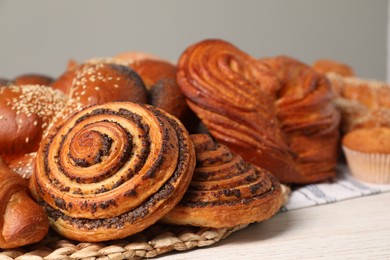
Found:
[0,185,290,260]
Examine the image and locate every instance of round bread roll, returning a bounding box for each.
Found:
[13,74,54,86]
[48,62,148,130]
[0,85,68,178]
[30,102,196,242]
[53,53,195,130]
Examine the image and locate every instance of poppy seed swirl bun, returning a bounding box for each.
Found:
[30,102,196,242]
[162,134,283,228]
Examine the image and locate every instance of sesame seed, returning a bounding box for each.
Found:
[95,86,100,91]
[25,137,29,143]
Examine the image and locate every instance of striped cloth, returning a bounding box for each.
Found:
[281,164,390,211]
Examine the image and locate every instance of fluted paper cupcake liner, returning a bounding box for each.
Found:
[342,146,390,184]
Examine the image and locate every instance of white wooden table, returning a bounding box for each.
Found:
[159,192,390,259]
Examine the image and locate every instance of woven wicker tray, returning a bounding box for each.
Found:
[0,185,290,260]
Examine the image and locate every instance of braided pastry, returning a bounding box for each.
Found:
[30,102,196,242]
[162,134,283,228]
[0,157,48,249]
[177,39,340,184]
[176,39,298,183]
[261,56,340,183]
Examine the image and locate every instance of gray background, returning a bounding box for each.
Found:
[0,0,387,80]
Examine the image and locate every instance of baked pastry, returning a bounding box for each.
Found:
[326,73,390,134]
[261,56,341,183]
[177,39,297,183]
[312,59,355,77]
[56,53,194,129]
[0,157,48,249]
[30,102,196,242]
[129,58,197,131]
[162,134,283,228]
[48,62,148,130]
[13,73,54,86]
[0,85,68,178]
[177,39,339,184]
[342,127,390,184]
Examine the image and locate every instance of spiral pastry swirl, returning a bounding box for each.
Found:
[30,102,196,242]
[162,134,283,228]
[177,39,299,184]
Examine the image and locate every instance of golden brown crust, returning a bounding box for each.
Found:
[177,39,339,184]
[342,127,390,153]
[30,102,195,242]
[0,158,49,249]
[327,73,390,134]
[129,59,196,131]
[312,59,355,77]
[13,74,54,86]
[0,85,68,178]
[261,56,340,183]
[58,54,196,130]
[162,134,283,228]
[48,63,148,133]
[177,39,298,184]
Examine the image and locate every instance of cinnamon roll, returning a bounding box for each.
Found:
[30,102,196,242]
[162,134,283,228]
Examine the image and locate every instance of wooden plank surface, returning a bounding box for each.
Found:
[159,192,390,259]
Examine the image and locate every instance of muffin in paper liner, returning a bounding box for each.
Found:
[342,145,390,184]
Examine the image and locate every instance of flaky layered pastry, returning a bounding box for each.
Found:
[0,157,48,249]
[162,134,283,228]
[30,102,196,242]
[177,39,299,183]
[261,56,341,183]
[177,39,340,184]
